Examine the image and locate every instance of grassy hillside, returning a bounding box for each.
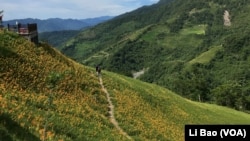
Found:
[1,31,250,141]
[0,31,123,140]
[103,71,250,140]
[60,0,250,111]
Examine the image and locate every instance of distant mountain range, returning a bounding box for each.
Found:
[3,16,113,32]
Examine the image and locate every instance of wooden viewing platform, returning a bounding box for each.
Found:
[7,23,39,44]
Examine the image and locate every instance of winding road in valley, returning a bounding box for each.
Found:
[99,76,132,140]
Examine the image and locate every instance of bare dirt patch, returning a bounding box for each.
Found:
[224,10,231,26]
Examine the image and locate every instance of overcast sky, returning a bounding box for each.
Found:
[1,0,159,20]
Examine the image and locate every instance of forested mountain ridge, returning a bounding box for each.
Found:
[36,17,113,48]
[61,0,250,111]
[3,16,113,33]
[39,30,81,48]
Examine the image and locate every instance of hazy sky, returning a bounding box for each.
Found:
[1,0,159,20]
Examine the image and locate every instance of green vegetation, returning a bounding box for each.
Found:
[0,31,122,141]
[1,30,250,140]
[39,30,81,48]
[180,25,206,35]
[102,71,250,140]
[60,0,250,111]
[187,45,222,66]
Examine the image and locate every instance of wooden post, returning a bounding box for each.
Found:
[17,23,21,33]
[0,12,3,29]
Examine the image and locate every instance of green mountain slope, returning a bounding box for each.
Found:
[61,0,250,111]
[39,30,81,48]
[1,29,250,140]
[0,31,121,140]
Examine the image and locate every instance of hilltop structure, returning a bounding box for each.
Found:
[0,10,3,29]
[0,10,38,44]
[7,22,39,44]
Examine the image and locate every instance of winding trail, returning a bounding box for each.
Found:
[99,76,132,140]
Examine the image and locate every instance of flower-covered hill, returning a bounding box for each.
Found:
[0,31,123,141]
[0,31,250,141]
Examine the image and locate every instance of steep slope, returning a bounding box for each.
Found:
[61,0,250,111]
[1,30,250,141]
[39,30,81,48]
[0,31,124,140]
[102,71,250,140]
[60,0,174,61]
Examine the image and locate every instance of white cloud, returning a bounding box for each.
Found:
[0,0,159,20]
